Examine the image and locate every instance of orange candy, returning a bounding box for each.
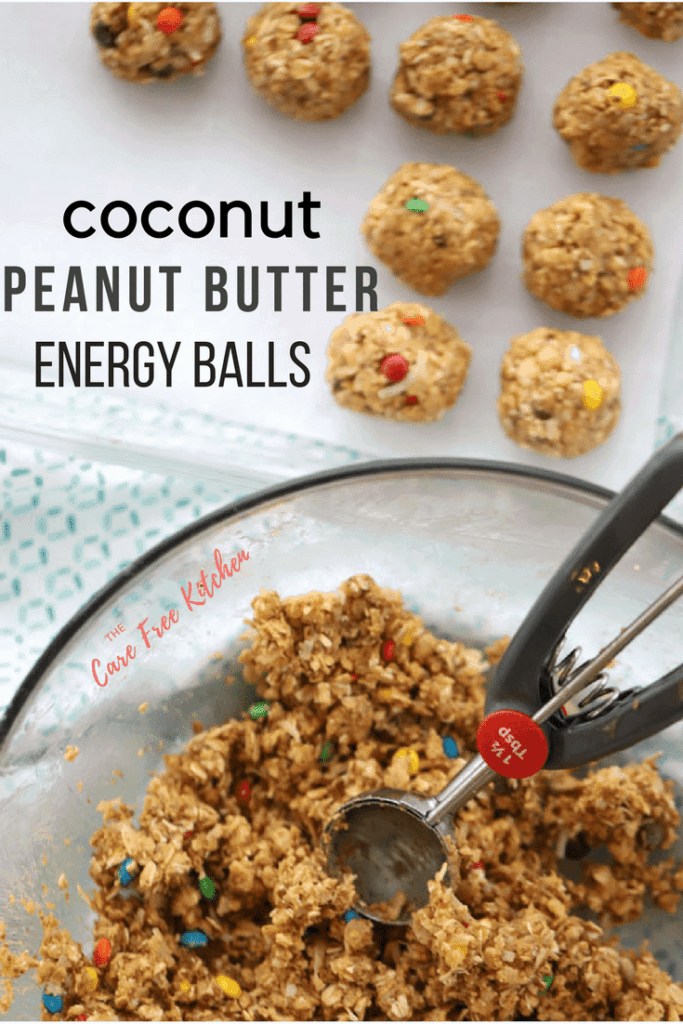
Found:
[157,7,183,34]
[401,314,425,326]
[93,937,111,967]
[628,266,647,290]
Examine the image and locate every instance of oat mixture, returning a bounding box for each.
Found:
[361,163,500,297]
[522,192,654,319]
[612,1,683,40]
[89,2,221,84]
[3,574,683,1020]
[498,327,622,459]
[553,51,683,174]
[241,2,371,122]
[325,302,472,424]
[390,15,524,137]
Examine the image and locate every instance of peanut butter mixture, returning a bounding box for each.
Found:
[2,575,683,1020]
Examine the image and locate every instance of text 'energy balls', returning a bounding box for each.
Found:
[325,302,472,423]
[241,2,371,122]
[497,328,622,459]
[612,1,683,40]
[553,51,683,174]
[90,2,221,83]
[390,14,524,137]
[522,192,654,319]
[361,163,500,296]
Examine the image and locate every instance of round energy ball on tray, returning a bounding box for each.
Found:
[90,2,221,83]
[498,327,622,458]
[242,2,371,122]
[390,14,524,136]
[553,51,683,173]
[361,163,501,297]
[326,302,472,423]
[612,2,683,41]
[522,192,654,319]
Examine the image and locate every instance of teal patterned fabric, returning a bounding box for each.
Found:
[0,377,366,712]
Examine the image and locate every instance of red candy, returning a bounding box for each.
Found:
[298,3,321,17]
[93,937,112,967]
[237,780,251,803]
[401,314,425,326]
[382,640,395,660]
[297,21,319,42]
[380,353,410,382]
[496,91,507,102]
[452,13,473,20]
[77,1017,87,1022]
[351,673,358,680]
[405,396,418,405]
[184,830,193,839]
[628,266,647,290]
[156,6,183,33]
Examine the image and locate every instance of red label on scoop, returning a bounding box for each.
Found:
[476,709,548,779]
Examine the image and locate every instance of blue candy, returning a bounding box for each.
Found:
[443,737,459,759]
[631,143,649,151]
[42,993,63,1014]
[118,857,137,886]
[343,909,359,922]
[179,930,209,948]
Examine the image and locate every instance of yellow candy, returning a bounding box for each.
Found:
[402,631,415,646]
[395,747,420,775]
[245,36,257,46]
[216,975,241,998]
[179,980,191,992]
[127,4,135,20]
[582,379,603,410]
[84,966,98,990]
[450,943,468,964]
[609,82,636,108]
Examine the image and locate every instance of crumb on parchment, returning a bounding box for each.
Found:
[2,574,683,1020]
[64,746,79,763]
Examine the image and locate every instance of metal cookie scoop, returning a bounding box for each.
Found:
[323,433,683,927]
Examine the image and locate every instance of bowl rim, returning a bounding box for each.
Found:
[3,454,683,752]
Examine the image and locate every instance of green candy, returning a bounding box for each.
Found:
[199,875,216,900]
[249,700,270,720]
[319,741,333,762]
[404,198,429,213]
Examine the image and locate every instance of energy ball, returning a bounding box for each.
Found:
[613,2,683,40]
[498,328,622,458]
[361,163,501,296]
[522,192,654,319]
[90,3,221,83]
[553,51,683,174]
[242,2,371,122]
[390,15,524,136]
[326,302,472,423]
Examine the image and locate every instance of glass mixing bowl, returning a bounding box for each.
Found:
[2,457,683,1021]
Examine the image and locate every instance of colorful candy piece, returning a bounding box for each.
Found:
[380,353,410,382]
[84,966,98,990]
[496,91,508,102]
[628,265,647,289]
[442,736,459,759]
[77,1015,87,1021]
[538,974,554,994]
[395,747,420,775]
[452,13,473,20]
[249,700,270,720]
[405,396,418,405]
[157,6,183,34]
[382,640,395,660]
[118,858,137,886]
[179,980,191,992]
[609,82,636,108]
[631,143,649,151]
[582,379,603,410]
[297,22,319,43]
[93,937,111,967]
[216,975,241,997]
[42,993,63,1014]
[237,780,251,803]
[179,930,209,948]
[343,909,359,922]
[298,2,321,17]
[401,314,425,326]
[404,198,429,213]
[199,876,216,900]
[319,741,333,762]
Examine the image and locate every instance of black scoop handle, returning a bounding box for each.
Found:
[484,433,683,770]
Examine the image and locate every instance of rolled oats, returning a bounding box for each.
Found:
[241,2,370,122]
[553,51,683,174]
[325,302,471,423]
[390,15,524,136]
[2,575,683,1019]
[522,192,654,318]
[90,2,221,84]
[612,2,683,40]
[361,163,500,297]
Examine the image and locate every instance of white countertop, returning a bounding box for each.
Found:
[1,1,683,494]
